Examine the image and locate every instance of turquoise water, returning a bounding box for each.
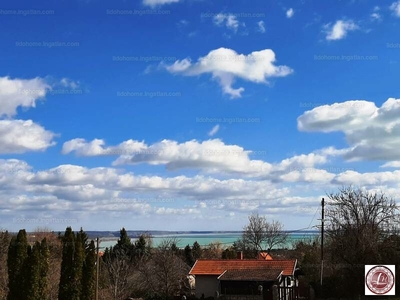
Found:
[97,232,318,250]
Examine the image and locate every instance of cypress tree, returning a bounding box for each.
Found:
[7,229,28,300]
[59,227,95,300]
[81,240,96,300]
[25,241,42,300]
[58,227,80,300]
[134,235,147,258]
[38,238,49,299]
[116,228,132,253]
[192,241,202,261]
[184,244,194,266]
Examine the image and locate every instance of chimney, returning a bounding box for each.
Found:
[236,251,243,260]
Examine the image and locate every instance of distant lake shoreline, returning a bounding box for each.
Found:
[95,231,319,250]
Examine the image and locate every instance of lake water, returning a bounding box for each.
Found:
[96,232,318,250]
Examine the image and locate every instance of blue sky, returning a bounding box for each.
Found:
[1,0,400,232]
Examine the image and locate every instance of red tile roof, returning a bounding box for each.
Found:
[258,252,273,260]
[218,269,283,282]
[189,259,297,277]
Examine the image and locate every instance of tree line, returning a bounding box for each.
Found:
[0,186,399,299]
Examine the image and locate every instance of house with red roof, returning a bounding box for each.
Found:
[188,258,299,300]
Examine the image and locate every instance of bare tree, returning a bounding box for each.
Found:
[324,186,400,297]
[103,248,135,300]
[202,241,224,259]
[242,212,288,253]
[326,186,399,264]
[138,238,190,299]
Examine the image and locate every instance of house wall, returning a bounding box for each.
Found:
[194,275,220,298]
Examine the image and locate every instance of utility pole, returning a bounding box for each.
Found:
[96,237,100,300]
[320,198,325,286]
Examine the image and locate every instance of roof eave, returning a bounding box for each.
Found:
[188,260,199,275]
[217,270,227,280]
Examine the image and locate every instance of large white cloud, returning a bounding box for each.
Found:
[390,1,400,17]
[0,120,56,154]
[164,47,293,98]
[0,76,50,117]
[62,138,147,156]
[62,138,333,180]
[297,98,400,161]
[323,20,359,41]
[2,157,400,231]
[0,75,81,154]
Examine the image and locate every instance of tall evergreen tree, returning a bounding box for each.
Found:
[192,241,202,261]
[81,240,96,300]
[115,228,132,254]
[134,235,148,259]
[184,244,194,267]
[58,227,81,300]
[7,229,28,300]
[25,240,49,300]
[38,238,49,300]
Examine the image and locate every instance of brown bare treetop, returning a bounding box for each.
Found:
[242,212,288,253]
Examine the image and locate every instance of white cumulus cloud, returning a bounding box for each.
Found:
[0,76,51,117]
[390,1,400,17]
[0,120,56,154]
[164,47,293,98]
[213,13,240,32]
[208,125,220,136]
[257,21,266,33]
[324,20,359,40]
[286,8,294,18]
[297,98,400,162]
